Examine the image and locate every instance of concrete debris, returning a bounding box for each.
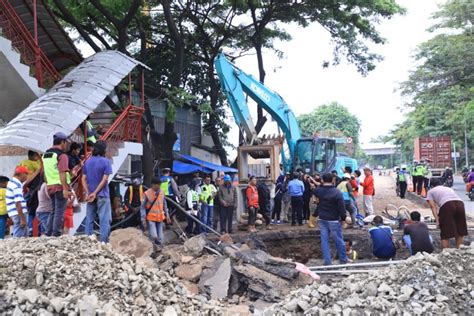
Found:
[109,227,153,259]
[183,234,207,257]
[0,236,222,315]
[265,244,474,315]
[199,258,232,300]
[175,264,202,282]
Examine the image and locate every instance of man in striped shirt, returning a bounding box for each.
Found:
[6,166,29,237]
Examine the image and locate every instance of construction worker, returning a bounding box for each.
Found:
[82,115,97,144]
[140,177,171,245]
[185,179,201,236]
[200,174,217,233]
[246,176,259,233]
[43,132,71,237]
[398,166,408,199]
[123,175,146,228]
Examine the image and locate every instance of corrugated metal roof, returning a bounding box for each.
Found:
[9,0,82,71]
[0,50,149,152]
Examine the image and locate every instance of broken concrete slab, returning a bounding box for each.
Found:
[199,258,231,300]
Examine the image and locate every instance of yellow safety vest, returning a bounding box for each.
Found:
[43,149,71,185]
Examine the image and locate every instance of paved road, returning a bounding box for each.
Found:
[452,176,474,218]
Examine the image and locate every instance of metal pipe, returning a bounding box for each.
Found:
[308,260,404,270]
[165,196,240,251]
[311,269,377,274]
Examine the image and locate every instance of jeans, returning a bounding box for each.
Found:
[200,203,213,233]
[37,212,51,236]
[11,214,28,238]
[291,196,303,225]
[319,219,348,265]
[220,206,234,233]
[147,221,164,244]
[86,197,112,242]
[0,214,7,239]
[47,191,67,237]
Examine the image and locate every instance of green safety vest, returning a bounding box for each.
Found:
[414,165,424,176]
[200,184,216,206]
[43,148,71,185]
[398,173,406,182]
[86,121,97,143]
[160,176,172,196]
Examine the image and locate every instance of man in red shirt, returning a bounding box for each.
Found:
[246,176,259,233]
[360,167,375,215]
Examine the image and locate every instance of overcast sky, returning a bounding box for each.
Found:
[227,0,444,152]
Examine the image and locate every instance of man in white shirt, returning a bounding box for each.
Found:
[6,166,29,237]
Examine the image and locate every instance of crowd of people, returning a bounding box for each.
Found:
[0,133,469,265]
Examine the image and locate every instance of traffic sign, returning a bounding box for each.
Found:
[346,137,353,144]
[451,152,460,158]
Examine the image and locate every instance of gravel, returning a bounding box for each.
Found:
[0,236,223,315]
[264,243,474,315]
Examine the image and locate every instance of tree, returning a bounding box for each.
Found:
[298,102,361,145]
[386,0,474,164]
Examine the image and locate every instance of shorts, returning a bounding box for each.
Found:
[439,201,468,240]
[64,207,74,229]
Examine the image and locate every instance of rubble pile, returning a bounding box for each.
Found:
[266,244,474,315]
[144,233,314,305]
[0,236,223,315]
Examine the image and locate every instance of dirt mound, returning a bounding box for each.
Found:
[265,244,474,315]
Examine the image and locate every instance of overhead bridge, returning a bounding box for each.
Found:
[362,143,400,156]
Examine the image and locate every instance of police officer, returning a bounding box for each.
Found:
[160,168,181,222]
[411,160,419,194]
[398,166,408,199]
[415,160,426,195]
[185,179,200,236]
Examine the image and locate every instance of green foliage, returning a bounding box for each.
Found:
[298,102,361,145]
[386,0,474,163]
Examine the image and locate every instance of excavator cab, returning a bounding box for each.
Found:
[293,138,336,174]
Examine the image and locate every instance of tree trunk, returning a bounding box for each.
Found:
[207,64,228,166]
[160,0,186,169]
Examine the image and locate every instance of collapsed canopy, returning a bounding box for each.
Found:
[0,51,149,152]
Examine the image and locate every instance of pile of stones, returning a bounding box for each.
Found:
[0,236,223,315]
[265,243,474,315]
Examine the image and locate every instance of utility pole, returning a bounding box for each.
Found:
[465,129,469,167]
[453,142,457,174]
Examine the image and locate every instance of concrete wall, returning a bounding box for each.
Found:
[0,155,25,177]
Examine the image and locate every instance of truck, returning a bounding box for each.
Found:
[414,136,452,177]
[214,53,357,182]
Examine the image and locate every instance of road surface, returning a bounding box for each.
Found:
[453,176,474,219]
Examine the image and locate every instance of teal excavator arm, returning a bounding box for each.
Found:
[214,53,301,165]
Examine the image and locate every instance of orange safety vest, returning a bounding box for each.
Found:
[126,185,144,211]
[246,185,259,208]
[144,189,166,222]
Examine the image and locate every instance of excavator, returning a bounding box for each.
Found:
[214,53,357,183]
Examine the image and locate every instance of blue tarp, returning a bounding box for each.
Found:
[172,160,212,174]
[178,154,238,173]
